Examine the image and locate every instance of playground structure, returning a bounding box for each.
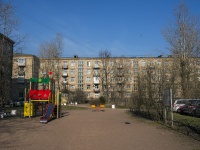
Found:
[24,77,61,123]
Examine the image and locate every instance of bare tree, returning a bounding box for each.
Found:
[163,3,200,98]
[0,0,25,105]
[39,33,64,90]
[98,50,113,103]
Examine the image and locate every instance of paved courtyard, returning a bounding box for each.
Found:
[0,107,200,150]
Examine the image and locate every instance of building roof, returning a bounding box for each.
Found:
[0,33,15,44]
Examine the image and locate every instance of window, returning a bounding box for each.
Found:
[63,77,67,82]
[134,78,138,83]
[78,61,83,65]
[71,77,75,82]
[141,61,146,67]
[71,69,75,74]
[110,61,114,66]
[95,93,99,98]
[134,84,138,91]
[110,78,115,82]
[70,85,75,90]
[142,69,146,74]
[133,61,138,67]
[150,61,154,67]
[78,69,83,72]
[110,70,114,74]
[126,61,130,66]
[71,61,75,66]
[134,69,138,76]
[79,72,83,76]
[158,69,162,74]
[126,69,130,74]
[86,77,91,82]
[126,92,131,97]
[19,67,24,71]
[87,92,90,97]
[157,60,162,66]
[165,62,170,66]
[87,69,91,74]
[18,58,25,63]
[87,61,91,66]
[87,85,91,89]
[126,77,131,81]
[102,61,106,66]
[127,84,131,89]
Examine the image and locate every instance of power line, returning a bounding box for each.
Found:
[13,7,99,53]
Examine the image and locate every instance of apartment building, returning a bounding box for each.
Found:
[12,53,40,103]
[11,54,200,104]
[0,33,15,106]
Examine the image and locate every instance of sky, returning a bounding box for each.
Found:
[11,0,200,58]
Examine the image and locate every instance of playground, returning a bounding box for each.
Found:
[1,106,200,150]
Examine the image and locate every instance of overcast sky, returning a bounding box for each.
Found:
[12,0,200,57]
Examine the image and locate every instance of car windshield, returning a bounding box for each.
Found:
[176,100,187,104]
[189,100,198,105]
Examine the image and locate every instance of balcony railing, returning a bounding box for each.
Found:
[18,71,25,76]
[94,80,100,84]
[93,65,100,69]
[18,76,25,83]
[62,65,68,69]
[62,72,68,77]
[117,65,123,69]
[93,73,99,77]
[18,59,26,66]
[62,80,68,84]
[94,88,100,92]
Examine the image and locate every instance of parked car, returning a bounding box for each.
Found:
[173,99,189,112]
[195,102,200,117]
[182,99,200,116]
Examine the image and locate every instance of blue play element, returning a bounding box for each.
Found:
[40,103,55,123]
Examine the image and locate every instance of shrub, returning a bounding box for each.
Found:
[99,96,106,104]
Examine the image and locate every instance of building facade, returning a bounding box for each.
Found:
[12,54,40,103]
[0,33,15,106]
[11,54,200,105]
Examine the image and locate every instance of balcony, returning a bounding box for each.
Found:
[62,80,68,84]
[117,73,123,76]
[18,71,25,76]
[94,88,100,93]
[62,72,68,77]
[117,65,123,69]
[93,73,99,77]
[62,65,68,69]
[18,59,26,66]
[93,65,100,69]
[94,80,100,84]
[18,76,25,83]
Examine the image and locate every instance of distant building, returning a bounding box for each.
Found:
[12,53,40,103]
[12,53,200,105]
[0,33,15,106]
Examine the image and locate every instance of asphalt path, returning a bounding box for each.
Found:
[0,107,200,150]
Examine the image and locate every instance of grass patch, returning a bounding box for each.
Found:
[61,105,89,111]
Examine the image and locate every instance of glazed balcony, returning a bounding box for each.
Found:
[94,88,100,93]
[93,65,100,69]
[62,72,68,77]
[62,65,68,69]
[18,58,26,66]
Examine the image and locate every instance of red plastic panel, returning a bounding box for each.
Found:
[29,90,51,100]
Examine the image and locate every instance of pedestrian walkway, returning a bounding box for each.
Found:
[0,107,200,150]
